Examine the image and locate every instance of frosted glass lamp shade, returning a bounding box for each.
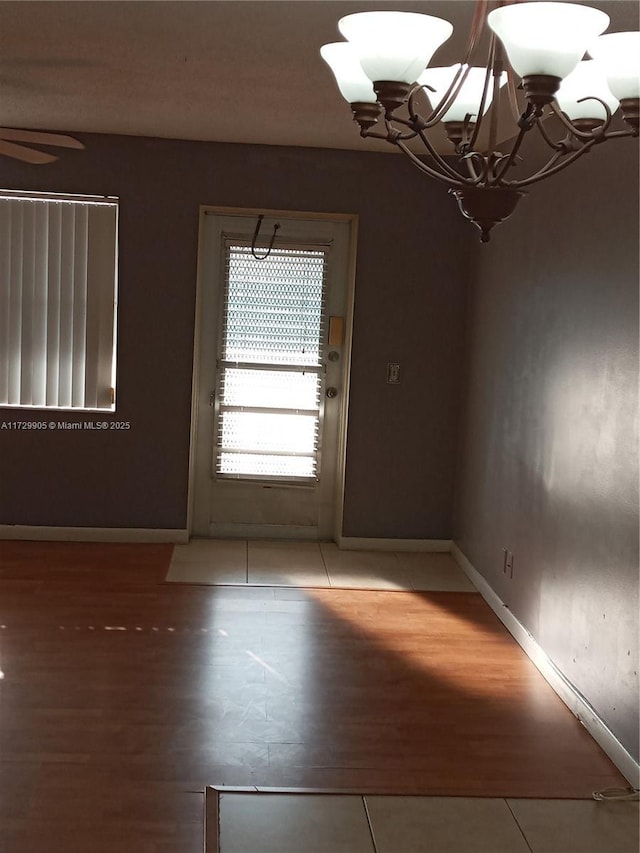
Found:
[588,33,640,100]
[488,2,609,80]
[338,11,453,84]
[320,43,377,103]
[418,65,507,122]
[555,61,618,120]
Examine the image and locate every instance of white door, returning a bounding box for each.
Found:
[190,209,355,540]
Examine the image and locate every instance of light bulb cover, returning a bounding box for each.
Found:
[488,2,609,80]
[320,42,378,104]
[556,60,619,121]
[418,65,507,122]
[338,11,452,85]
[588,32,640,100]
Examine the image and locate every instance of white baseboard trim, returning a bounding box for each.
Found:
[0,525,189,544]
[451,542,640,789]
[337,537,452,552]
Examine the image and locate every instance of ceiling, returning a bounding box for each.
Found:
[0,0,637,154]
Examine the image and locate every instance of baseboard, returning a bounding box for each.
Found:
[337,537,452,552]
[451,542,640,789]
[0,525,189,544]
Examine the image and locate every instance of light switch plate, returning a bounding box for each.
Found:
[387,362,401,384]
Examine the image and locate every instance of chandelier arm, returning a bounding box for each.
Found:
[478,153,496,183]
[491,123,531,183]
[382,117,421,142]
[487,39,506,153]
[504,146,566,185]
[494,134,527,184]
[598,128,637,140]
[415,128,476,182]
[535,115,569,152]
[412,0,488,129]
[504,140,598,188]
[407,85,423,120]
[506,64,521,123]
[420,75,465,128]
[549,100,613,140]
[395,139,468,187]
[464,33,498,154]
[461,152,486,183]
[392,128,422,142]
[360,128,396,141]
[462,156,479,182]
[462,0,489,66]
[407,86,428,125]
[411,67,471,130]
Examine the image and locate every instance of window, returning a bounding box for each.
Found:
[0,191,118,411]
[214,242,328,481]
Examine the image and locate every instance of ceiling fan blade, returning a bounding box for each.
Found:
[0,139,57,164]
[0,128,84,149]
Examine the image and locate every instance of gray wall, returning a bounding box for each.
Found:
[0,133,471,537]
[454,140,639,760]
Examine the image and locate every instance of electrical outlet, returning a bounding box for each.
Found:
[387,362,401,384]
[505,550,514,578]
[502,548,514,577]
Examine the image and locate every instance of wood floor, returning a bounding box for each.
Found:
[0,541,628,853]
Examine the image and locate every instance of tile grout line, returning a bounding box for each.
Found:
[362,795,380,853]
[504,798,535,853]
[318,542,333,588]
[393,550,417,592]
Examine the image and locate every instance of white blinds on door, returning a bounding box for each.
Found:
[216,243,327,480]
[0,194,118,410]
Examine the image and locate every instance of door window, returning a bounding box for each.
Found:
[214,243,328,482]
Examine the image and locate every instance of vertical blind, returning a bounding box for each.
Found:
[0,194,118,410]
[215,243,328,480]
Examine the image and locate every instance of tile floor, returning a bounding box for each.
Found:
[214,790,640,853]
[167,539,478,592]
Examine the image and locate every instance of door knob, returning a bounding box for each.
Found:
[326,387,338,398]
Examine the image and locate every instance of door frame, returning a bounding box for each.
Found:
[186,205,358,542]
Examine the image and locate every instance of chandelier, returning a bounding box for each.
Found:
[321,1,640,241]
